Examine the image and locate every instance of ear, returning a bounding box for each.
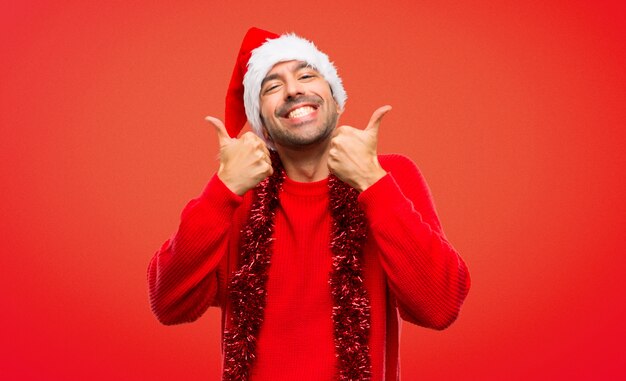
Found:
[258,113,273,141]
[336,101,344,115]
[262,126,273,141]
[329,84,344,115]
[335,102,343,115]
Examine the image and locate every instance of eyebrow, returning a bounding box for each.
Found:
[260,62,313,88]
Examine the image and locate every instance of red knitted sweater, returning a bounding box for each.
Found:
[148,154,470,380]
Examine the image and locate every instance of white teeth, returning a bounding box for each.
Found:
[287,106,315,119]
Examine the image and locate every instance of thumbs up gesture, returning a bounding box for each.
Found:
[327,105,392,192]
[205,116,273,196]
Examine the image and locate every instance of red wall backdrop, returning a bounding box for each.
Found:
[2,1,625,380]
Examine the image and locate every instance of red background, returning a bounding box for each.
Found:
[2,1,625,380]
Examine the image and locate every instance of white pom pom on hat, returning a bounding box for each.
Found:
[225,27,347,142]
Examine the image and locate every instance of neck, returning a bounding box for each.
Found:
[274,140,331,182]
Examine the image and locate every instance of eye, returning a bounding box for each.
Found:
[263,83,281,94]
[299,71,317,81]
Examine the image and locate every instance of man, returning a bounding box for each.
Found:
[148,27,470,381]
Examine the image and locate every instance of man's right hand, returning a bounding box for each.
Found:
[205,116,273,196]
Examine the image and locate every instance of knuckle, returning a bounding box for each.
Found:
[338,125,353,133]
[242,132,256,142]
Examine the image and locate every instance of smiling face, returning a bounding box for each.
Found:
[259,60,341,150]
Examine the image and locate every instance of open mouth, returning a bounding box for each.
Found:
[279,100,321,120]
[287,105,316,119]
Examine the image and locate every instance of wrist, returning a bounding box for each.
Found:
[356,167,387,192]
[217,171,247,196]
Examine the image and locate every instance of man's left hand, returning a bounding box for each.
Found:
[328,105,392,192]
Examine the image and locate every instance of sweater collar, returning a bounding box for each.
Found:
[281,172,330,196]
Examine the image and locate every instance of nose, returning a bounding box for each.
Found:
[284,77,304,100]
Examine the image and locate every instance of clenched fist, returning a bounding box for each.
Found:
[205,116,273,196]
[327,105,392,192]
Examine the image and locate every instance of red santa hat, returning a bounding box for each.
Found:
[225,27,347,142]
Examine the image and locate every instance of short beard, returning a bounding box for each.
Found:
[262,104,339,149]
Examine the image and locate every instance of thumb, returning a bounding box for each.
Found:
[204,116,231,147]
[364,105,392,136]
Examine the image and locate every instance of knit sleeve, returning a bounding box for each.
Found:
[358,154,471,330]
[147,174,243,325]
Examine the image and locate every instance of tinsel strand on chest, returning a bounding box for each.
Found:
[222,151,371,381]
